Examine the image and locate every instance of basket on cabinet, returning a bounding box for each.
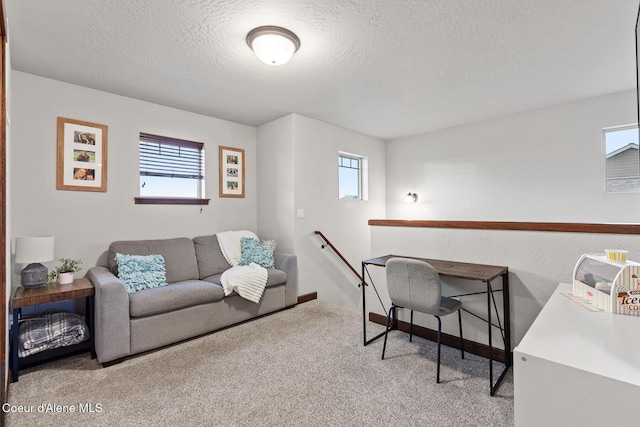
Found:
[573,253,640,316]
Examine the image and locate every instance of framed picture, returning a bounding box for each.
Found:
[219,146,245,198]
[56,117,108,192]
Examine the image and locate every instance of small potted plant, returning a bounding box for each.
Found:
[49,258,82,284]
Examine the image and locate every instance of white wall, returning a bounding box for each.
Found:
[256,115,295,254]
[9,72,257,291]
[386,90,640,222]
[375,90,640,348]
[257,114,386,307]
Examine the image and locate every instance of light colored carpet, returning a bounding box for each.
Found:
[6,300,513,426]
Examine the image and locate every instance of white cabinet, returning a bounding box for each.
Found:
[514,283,640,426]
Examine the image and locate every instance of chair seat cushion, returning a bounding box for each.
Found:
[129,280,224,318]
[437,297,462,316]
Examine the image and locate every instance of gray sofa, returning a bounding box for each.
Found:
[86,235,298,365]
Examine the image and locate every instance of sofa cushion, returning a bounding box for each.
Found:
[115,253,168,294]
[202,268,287,288]
[109,237,199,283]
[129,280,225,318]
[239,237,276,268]
[193,235,232,278]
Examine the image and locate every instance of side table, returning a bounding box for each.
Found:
[11,277,95,382]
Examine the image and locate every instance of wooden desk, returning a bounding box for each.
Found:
[362,254,510,396]
[11,278,95,382]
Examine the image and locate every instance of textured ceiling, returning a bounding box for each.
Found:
[5,0,640,140]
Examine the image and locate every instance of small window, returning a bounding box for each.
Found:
[135,133,209,205]
[339,152,367,200]
[603,125,639,192]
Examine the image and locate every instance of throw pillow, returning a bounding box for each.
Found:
[115,253,168,294]
[238,237,276,268]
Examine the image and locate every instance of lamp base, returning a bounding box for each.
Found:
[21,263,48,289]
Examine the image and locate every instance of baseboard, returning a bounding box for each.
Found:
[369,312,508,364]
[297,292,318,304]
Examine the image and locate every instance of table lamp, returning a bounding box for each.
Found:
[15,236,55,288]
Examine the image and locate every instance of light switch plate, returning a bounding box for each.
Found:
[296,209,305,219]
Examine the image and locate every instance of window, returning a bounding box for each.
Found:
[338,152,367,200]
[135,133,209,205]
[603,125,639,192]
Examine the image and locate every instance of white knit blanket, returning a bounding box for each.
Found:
[217,230,268,303]
[220,262,268,303]
[217,230,258,266]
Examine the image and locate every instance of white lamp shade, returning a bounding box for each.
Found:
[15,236,55,264]
[251,34,296,65]
[247,26,300,66]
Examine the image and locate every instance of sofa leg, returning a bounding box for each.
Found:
[102,357,125,368]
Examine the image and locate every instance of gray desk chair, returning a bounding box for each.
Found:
[381,257,465,383]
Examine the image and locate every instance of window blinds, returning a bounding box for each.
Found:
[139,133,204,180]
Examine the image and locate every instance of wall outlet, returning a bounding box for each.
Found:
[296,209,305,219]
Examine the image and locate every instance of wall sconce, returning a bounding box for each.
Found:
[405,192,418,203]
[14,236,55,288]
[246,26,301,66]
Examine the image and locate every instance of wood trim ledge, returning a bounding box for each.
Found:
[368,219,640,235]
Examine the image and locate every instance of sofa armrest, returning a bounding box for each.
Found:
[87,266,131,364]
[274,253,298,307]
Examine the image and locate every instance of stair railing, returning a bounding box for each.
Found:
[313,231,363,283]
[314,230,389,331]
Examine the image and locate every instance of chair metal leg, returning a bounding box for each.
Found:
[458,309,465,359]
[435,316,442,383]
[381,305,395,360]
[410,310,414,342]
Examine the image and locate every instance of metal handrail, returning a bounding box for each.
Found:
[314,231,363,282]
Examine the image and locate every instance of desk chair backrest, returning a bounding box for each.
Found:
[386,258,441,314]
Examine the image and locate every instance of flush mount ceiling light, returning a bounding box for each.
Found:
[246,26,301,66]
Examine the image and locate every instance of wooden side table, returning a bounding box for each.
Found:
[11,277,95,382]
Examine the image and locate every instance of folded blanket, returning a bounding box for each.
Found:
[18,312,90,358]
[220,262,268,304]
[217,230,258,266]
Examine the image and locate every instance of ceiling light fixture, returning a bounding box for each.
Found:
[246,26,300,66]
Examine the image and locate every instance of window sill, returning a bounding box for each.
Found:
[134,197,210,205]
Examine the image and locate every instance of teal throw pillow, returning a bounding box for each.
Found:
[238,237,276,268]
[115,253,168,294]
